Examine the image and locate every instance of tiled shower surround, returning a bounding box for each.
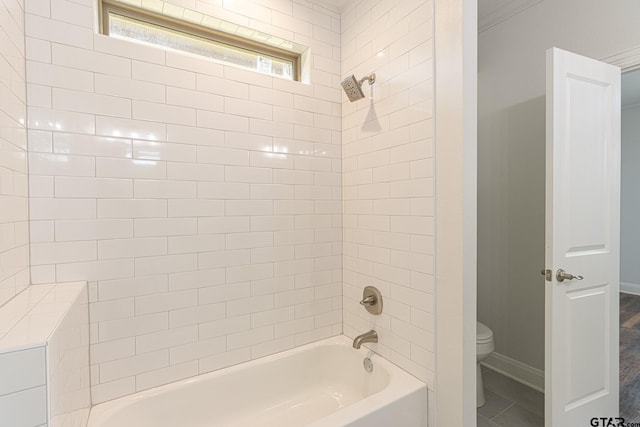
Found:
[20,0,435,405]
[341,0,434,387]
[0,0,30,307]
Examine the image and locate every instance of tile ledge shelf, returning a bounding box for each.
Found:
[0,281,87,353]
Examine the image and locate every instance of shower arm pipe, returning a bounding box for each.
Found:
[358,73,376,86]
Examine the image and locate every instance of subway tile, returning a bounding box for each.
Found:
[198,217,249,235]
[30,198,95,220]
[99,350,168,383]
[134,218,197,238]
[56,258,134,282]
[26,37,51,63]
[98,237,168,260]
[98,312,168,342]
[98,275,168,301]
[90,298,134,323]
[26,61,93,92]
[166,125,224,147]
[197,110,249,133]
[26,83,51,108]
[168,234,225,254]
[53,133,133,158]
[199,315,250,340]
[52,43,131,77]
[90,338,135,364]
[97,199,168,218]
[167,200,224,218]
[227,325,273,350]
[168,268,226,292]
[196,74,248,99]
[31,241,96,265]
[133,61,195,89]
[91,378,135,405]
[169,303,226,329]
[225,200,273,216]
[165,51,223,76]
[55,219,133,241]
[167,163,224,182]
[135,254,198,276]
[226,263,273,284]
[167,86,223,112]
[136,361,198,392]
[170,336,226,364]
[135,325,198,354]
[95,74,166,103]
[133,141,196,163]
[198,182,249,199]
[28,107,95,134]
[133,101,196,126]
[197,146,249,166]
[198,249,250,270]
[250,151,294,169]
[94,34,166,64]
[26,14,92,49]
[96,158,166,180]
[199,347,250,374]
[52,88,132,118]
[96,116,167,141]
[225,166,272,183]
[27,130,53,153]
[29,175,54,198]
[133,180,197,199]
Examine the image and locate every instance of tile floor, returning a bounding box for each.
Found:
[479,293,640,426]
[477,368,544,427]
[620,293,640,422]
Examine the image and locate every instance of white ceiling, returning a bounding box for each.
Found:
[310,0,541,30]
[623,69,640,108]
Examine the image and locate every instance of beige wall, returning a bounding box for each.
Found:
[622,103,640,288]
[479,0,640,378]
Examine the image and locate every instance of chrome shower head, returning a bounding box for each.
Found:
[340,73,376,102]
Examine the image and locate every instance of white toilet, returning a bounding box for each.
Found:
[476,321,495,407]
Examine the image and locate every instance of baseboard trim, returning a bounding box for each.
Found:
[481,352,544,393]
[621,282,640,296]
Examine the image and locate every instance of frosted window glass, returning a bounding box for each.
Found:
[108,13,294,80]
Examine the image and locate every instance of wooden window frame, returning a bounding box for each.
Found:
[99,0,301,81]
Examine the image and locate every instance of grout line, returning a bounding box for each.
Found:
[488,402,514,421]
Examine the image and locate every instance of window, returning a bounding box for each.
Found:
[100,1,301,81]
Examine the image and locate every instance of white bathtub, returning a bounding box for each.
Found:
[88,336,427,427]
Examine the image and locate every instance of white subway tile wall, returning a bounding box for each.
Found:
[341,0,435,388]
[0,0,30,307]
[24,0,342,403]
[48,284,91,427]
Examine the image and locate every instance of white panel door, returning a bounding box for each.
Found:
[545,47,621,426]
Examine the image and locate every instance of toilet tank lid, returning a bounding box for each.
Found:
[477,322,493,341]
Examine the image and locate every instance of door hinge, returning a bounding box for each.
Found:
[540,269,552,282]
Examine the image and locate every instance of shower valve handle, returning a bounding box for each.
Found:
[360,295,376,306]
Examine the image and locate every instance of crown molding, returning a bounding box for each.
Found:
[601,45,640,72]
[479,0,542,33]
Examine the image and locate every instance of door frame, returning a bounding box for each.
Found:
[458,38,640,427]
[436,0,640,424]
[434,0,478,426]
